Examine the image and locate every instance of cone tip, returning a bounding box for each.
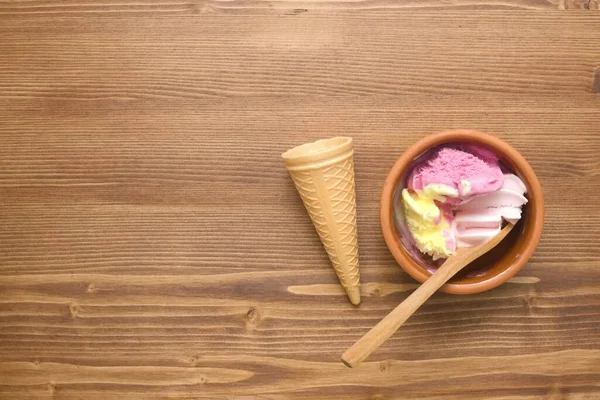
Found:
[346,286,361,305]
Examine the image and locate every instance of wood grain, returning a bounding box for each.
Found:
[1,7,600,400]
[0,0,599,15]
[2,14,600,99]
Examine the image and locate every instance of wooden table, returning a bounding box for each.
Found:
[1,1,600,398]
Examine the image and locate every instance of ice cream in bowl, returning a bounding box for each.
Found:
[380,129,544,294]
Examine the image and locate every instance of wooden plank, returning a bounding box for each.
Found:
[0,0,599,15]
[0,352,599,398]
[1,15,600,99]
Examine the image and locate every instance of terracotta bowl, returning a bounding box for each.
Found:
[380,129,544,294]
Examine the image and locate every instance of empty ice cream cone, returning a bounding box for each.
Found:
[282,137,361,305]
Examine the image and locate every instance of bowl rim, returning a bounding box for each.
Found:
[380,129,544,294]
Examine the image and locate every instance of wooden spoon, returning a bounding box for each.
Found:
[341,223,515,368]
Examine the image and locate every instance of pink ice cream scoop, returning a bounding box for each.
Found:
[408,146,504,199]
[400,143,528,260]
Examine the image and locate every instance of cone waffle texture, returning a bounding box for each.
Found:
[283,137,361,305]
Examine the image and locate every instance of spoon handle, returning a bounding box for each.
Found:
[341,224,514,368]
[341,252,468,368]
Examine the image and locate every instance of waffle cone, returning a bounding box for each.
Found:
[282,137,361,305]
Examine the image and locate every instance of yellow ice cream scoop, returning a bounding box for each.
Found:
[402,189,454,260]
